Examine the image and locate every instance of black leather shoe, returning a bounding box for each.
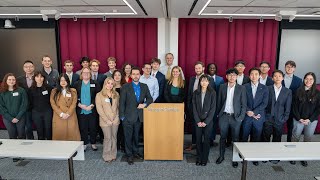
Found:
[290,161,296,165]
[201,162,207,166]
[127,157,134,165]
[133,154,143,160]
[253,161,259,166]
[196,161,201,166]
[216,157,225,164]
[262,161,268,163]
[232,162,238,168]
[301,161,308,167]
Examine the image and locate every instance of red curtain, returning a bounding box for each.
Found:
[179,18,279,79]
[59,18,158,73]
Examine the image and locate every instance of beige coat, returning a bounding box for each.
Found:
[50,88,80,141]
[95,92,120,127]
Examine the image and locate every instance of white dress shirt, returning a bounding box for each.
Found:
[259,75,267,85]
[274,85,282,101]
[224,83,235,113]
[139,75,159,102]
[237,74,244,85]
[66,72,73,83]
[251,82,258,99]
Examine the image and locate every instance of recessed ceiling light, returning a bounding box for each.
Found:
[112,9,118,13]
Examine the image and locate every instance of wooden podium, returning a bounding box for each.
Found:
[144,103,184,160]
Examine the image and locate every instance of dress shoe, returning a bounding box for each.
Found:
[91,144,98,151]
[301,161,308,167]
[196,161,201,166]
[262,161,268,163]
[127,157,134,165]
[83,145,87,152]
[133,154,143,160]
[210,141,219,147]
[289,161,296,165]
[253,161,259,166]
[232,162,238,168]
[185,144,194,151]
[216,157,225,164]
[201,162,207,166]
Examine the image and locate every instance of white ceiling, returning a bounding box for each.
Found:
[0,0,320,18]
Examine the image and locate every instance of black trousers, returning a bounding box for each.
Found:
[218,114,242,157]
[78,113,97,145]
[32,109,52,140]
[3,117,26,139]
[122,119,141,157]
[196,121,213,163]
[262,118,284,142]
[117,120,125,150]
[286,116,294,142]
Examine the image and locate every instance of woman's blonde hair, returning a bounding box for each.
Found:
[101,77,119,98]
[168,66,184,88]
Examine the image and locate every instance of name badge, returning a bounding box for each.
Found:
[105,98,110,103]
[90,84,96,88]
[12,92,19,96]
[42,90,48,95]
[66,93,72,98]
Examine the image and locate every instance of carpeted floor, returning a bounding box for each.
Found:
[0,130,319,180]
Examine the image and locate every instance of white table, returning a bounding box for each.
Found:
[233,142,320,180]
[0,139,84,180]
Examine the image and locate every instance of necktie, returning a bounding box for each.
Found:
[152,73,155,77]
[165,66,171,79]
[93,74,97,81]
[68,74,72,83]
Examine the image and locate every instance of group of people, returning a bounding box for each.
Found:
[0,53,319,167]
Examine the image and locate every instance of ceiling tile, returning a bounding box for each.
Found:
[248,0,297,7]
[42,0,87,6]
[1,0,51,6]
[209,0,254,7]
[94,6,133,13]
[203,6,242,14]
[236,7,277,14]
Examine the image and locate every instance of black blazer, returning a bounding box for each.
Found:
[73,80,101,115]
[155,72,165,103]
[266,85,292,124]
[17,75,30,89]
[163,82,185,103]
[237,75,250,85]
[119,82,153,122]
[192,88,216,124]
[217,83,247,121]
[187,75,216,110]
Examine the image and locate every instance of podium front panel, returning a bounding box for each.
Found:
[144,103,184,160]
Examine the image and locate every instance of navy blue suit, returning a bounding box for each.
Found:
[282,74,302,142]
[242,83,269,142]
[154,71,165,103]
[69,73,80,87]
[263,85,292,142]
[95,74,107,88]
[266,76,274,86]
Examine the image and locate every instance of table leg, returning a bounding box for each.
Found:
[241,160,248,180]
[68,157,74,180]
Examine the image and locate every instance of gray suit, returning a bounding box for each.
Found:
[217,83,247,157]
[119,82,153,157]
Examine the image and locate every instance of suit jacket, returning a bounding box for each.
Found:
[69,73,80,87]
[73,80,101,115]
[214,75,224,88]
[266,85,292,124]
[282,74,302,95]
[217,83,247,121]
[95,74,107,88]
[266,76,274,86]
[187,75,216,111]
[244,83,269,122]
[154,72,165,103]
[163,82,185,103]
[105,71,113,78]
[95,91,120,127]
[192,88,216,125]
[119,82,153,122]
[237,75,250,85]
[17,75,30,89]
